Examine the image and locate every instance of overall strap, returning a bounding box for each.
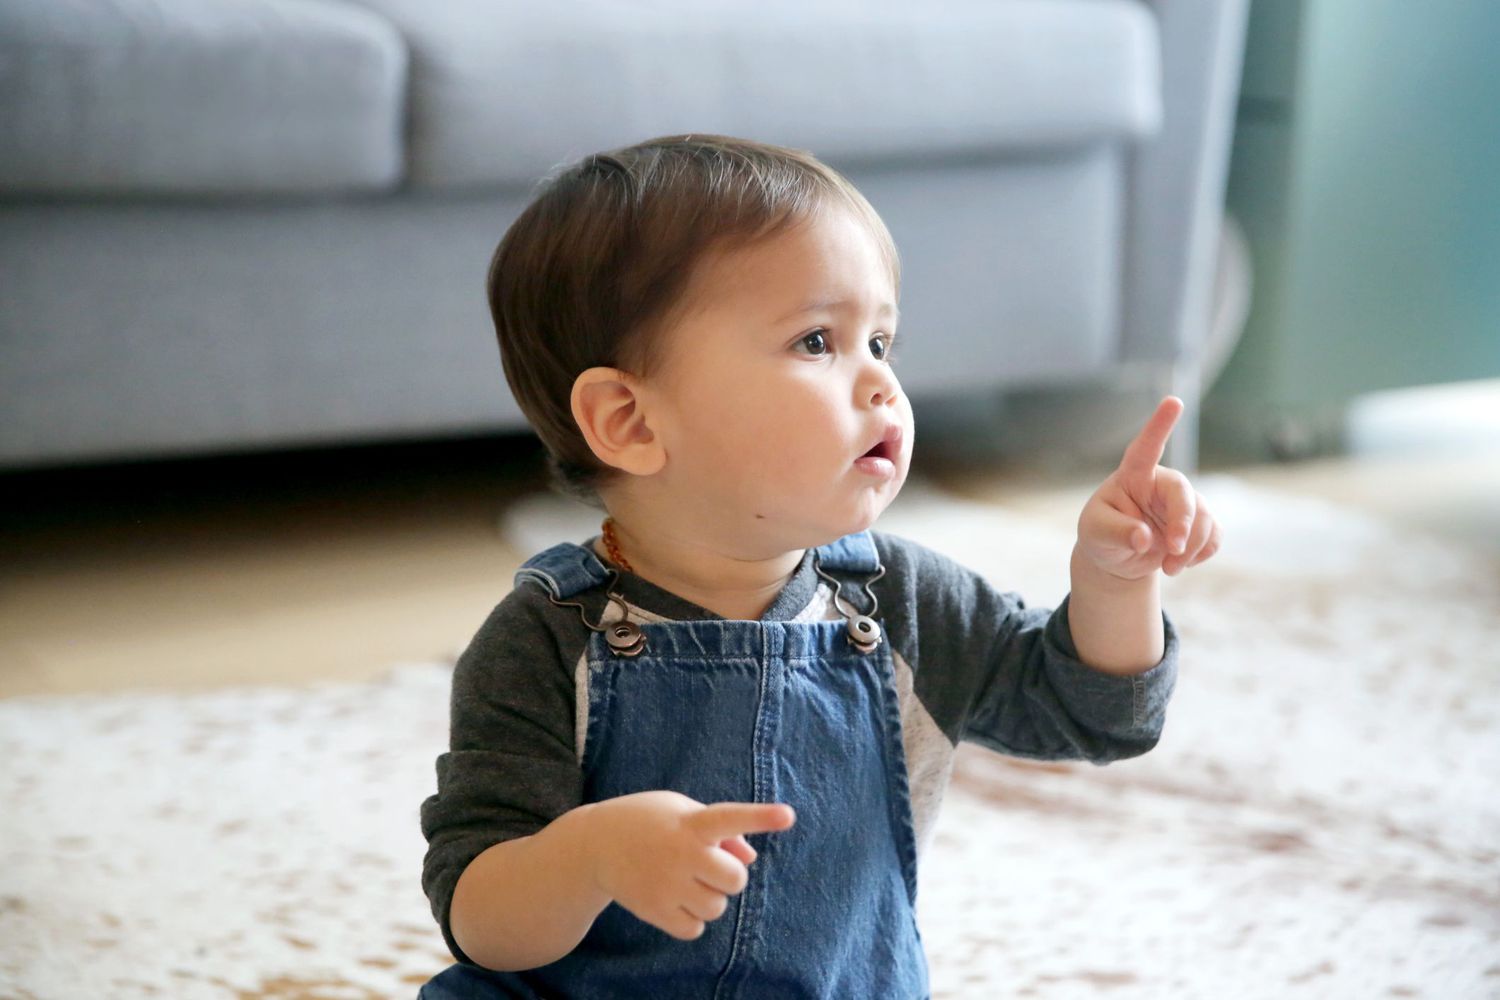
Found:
[515,542,613,600]
[811,530,882,574]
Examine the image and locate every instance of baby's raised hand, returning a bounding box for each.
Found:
[1075,396,1222,581]
[588,790,796,942]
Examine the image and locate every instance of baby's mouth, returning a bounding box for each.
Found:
[855,425,903,475]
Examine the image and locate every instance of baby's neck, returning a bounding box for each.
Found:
[592,512,804,622]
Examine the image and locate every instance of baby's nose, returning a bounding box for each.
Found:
[867,372,900,407]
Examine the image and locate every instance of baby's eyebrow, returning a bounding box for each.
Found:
[777,298,900,324]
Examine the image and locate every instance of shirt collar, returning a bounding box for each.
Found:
[585,536,820,623]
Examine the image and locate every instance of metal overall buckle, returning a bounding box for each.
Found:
[545,554,887,658]
[812,554,887,654]
[544,569,647,657]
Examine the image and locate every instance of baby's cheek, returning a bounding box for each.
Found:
[749,428,818,480]
[748,440,818,501]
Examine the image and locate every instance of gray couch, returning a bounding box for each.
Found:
[0,0,1248,473]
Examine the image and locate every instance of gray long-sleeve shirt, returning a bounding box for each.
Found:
[420,529,1179,963]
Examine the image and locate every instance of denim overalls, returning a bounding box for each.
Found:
[419,530,929,999]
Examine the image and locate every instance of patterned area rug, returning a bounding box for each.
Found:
[2,474,1497,999]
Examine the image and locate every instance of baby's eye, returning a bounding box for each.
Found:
[794,329,830,356]
[870,333,896,362]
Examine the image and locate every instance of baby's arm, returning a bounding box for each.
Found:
[452,792,794,970]
[449,802,612,970]
[1066,544,1165,674]
[421,591,596,968]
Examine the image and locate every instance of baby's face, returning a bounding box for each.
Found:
[639,204,913,551]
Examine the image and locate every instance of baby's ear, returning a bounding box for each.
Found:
[570,367,666,477]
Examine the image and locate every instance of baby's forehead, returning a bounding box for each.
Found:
[700,225,887,300]
[642,203,895,341]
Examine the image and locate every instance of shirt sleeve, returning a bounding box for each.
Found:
[871,531,1179,765]
[963,591,1179,764]
[419,583,587,965]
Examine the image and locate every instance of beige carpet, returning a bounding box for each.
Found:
[2,474,1497,999]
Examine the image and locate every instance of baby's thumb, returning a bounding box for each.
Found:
[1090,501,1153,553]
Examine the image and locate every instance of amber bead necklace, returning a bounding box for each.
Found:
[601,517,635,575]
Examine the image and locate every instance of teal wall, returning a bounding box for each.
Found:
[1208,0,1500,450]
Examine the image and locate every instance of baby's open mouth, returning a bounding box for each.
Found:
[855,428,900,478]
[856,426,902,473]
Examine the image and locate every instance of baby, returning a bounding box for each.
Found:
[418,134,1221,999]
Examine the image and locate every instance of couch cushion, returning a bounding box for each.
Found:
[346,0,1160,191]
[0,0,407,197]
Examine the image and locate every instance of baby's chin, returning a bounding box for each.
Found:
[818,472,908,543]
[857,486,903,535]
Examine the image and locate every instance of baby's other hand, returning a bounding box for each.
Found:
[587,790,795,942]
[1075,396,1222,581]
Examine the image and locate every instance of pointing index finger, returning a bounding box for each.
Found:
[1119,396,1184,474]
[690,802,797,842]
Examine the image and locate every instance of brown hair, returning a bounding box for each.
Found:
[487,133,901,508]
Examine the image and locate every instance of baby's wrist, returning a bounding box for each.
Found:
[555,800,614,905]
[1070,541,1156,589]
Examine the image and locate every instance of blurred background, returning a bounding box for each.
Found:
[1,0,1497,697]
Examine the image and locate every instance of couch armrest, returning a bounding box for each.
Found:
[1120,0,1251,365]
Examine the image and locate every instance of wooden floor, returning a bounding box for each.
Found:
[3,394,1497,700]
